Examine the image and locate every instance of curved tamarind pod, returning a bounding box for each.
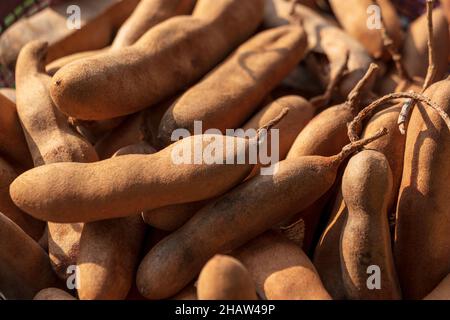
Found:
[395,78,450,299]
[11,133,271,223]
[16,41,99,280]
[402,8,450,82]
[50,0,265,120]
[234,231,331,300]
[0,213,59,300]
[341,150,401,300]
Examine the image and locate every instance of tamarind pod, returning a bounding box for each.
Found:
[46,47,110,76]
[197,255,257,300]
[112,0,197,49]
[0,213,59,300]
[11,134,264,223]
[77,143,152,300]
[341,150,401,300]
[402,8,450,81]
[34,288,77,300]
[16,41,100,280]
[16,41,99,166]
[234,231,331,300]
[136,130,388,299]
[0,157,44,241]
[264,0,373,99]
[50,0,265,120]
[0,0,140,69]
[424,274,450,300]
[157,26,308,147]
[313,190,348,300]
[329,0,403,60]
[395,78,450,299]
[375,70,422,99]
[143,95,314,231]
[0,88,16,103]
[0,93,33,171]
[78,217,147,300]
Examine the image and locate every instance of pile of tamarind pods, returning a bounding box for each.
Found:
[0,0,450,301]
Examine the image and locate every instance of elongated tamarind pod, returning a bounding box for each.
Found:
[77,143,152,300]
[341,150,401,300]
[0,213,59,300]
[50,0,265,120]
[197,255,257,300]
[395,78,450,299]
[402,8,450,82]
[136,129,388,299]
[157,25,308,147]
[15,41,99,279]
[10,132,274,223]
[234,231,331,300]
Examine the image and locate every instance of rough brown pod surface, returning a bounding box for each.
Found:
[197,255,257,300]
[0,213,59,300]
[135,130,387,299]
[15,41,99,279]
[402,8,450,81]
[234,231,331,300]
[112,0,197,49]
[329,0,403,60]
[395,78,450,299]
[341,150,401,300]
[77,143,153,300]
[50,0,265,120]
[10,134,261,223]
[157,25,308,146]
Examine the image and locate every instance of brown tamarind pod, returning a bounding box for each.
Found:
[234,231,331,300]
[34,288,76,300]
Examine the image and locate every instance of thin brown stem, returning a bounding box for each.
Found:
[334,128,389,164]
[310,50,349,110]
[348,92,450,142]
[257,108,289,137]
[398,0,437,134]
[346,63,380,113]
[422,0,436,91]
[371,0,408,79]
